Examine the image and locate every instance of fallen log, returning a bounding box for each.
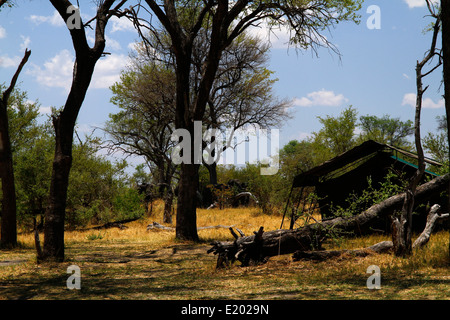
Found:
[294,205,448,261]
[147,222,175,231]
[292,241,394,261]
[89,217,139,230]
[146,222,236,231]
[208,174,449,268]
[412,204,449,249]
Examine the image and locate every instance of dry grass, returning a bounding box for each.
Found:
[0,200,449,300]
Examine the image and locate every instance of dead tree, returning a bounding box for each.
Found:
[412,204,449,249]
[441,0,450,259]
[392,2,442,257]
[208,173,449,267]
[0,49,31,247]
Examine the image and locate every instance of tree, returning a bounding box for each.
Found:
[122,0,362,241]
[392,1,441,257]
[358,114,414,148]
[0,0,13,10]
[42,0,127,261]
[107,29,291,192]
[6,88,53,230]
[279,140,317,183]
[441,0,450,259]
[311,106,358,161]
[105,63,177,223]
[0,49,31,247]
[423,116,448,173]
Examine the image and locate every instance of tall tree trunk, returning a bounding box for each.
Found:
[163,187,174,224]
[0,49,31,247]
[162,163,175,224]
[441,0,450,259]
[176,162,200,241]
[204,162,218,185]
[173,40,201,241]
[43,60,96,261]
[41,0,125,261]
[0,104,17,247]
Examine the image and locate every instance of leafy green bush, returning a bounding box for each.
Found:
[112,187,146,220]
[330,170,407,218]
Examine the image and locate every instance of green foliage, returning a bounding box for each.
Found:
[279,140,318,183]
[112,188,145,220]
[86,232,105,241]
[4,86,53,227]
[423,116,449,175]
[216,163,287,215]
[330,170,407,218]
[311,106,358,159]
[66,135,144,228]
[4,86,146,230]
[357,114,414,148]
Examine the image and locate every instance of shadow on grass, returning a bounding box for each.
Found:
[1,243,215,300]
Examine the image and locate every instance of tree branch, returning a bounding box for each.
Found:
[2,49,31,106]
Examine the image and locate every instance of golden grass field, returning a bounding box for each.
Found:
[0,200,449,300]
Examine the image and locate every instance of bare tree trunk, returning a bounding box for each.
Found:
[392,5,440,257]
[293,241,394,261]
[441,0,450,259]
[163,187,174,224]
[204,162,218,185]
[43,55,98,260]
[176,162,200,241]
[0,49,31,248]
[413,204,449,249]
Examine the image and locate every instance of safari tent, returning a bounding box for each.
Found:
[283,140,444,233]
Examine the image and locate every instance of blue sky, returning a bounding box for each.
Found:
[0,0,447,169]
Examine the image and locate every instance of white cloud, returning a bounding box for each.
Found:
[105,35,122,51]
[87,34,122,52]
[402,92,445,109]
[0,55,21,68]
[293,89,349,107]
[75,123,100,134]
[91,53,129,89]
[0,25,6,39]
[27,49,74,91]
[247,19,291,49]
[27,49,128,91]
[404,0,439,9]
[39,106,53,115]
[29,10,66,27]
[110,16,135,33]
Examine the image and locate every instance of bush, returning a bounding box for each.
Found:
[112,187,146,220]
